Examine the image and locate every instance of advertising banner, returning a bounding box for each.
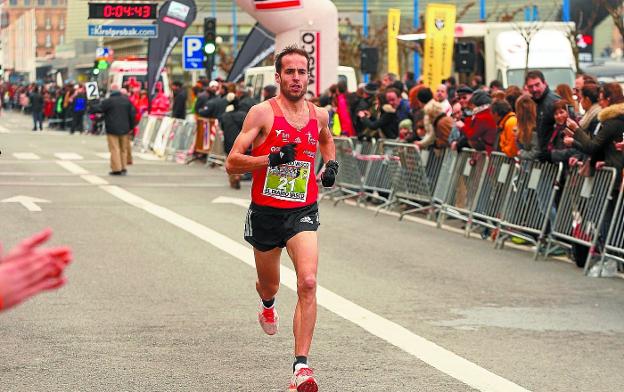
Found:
[146,0,197,106]
[387,8,401,76]
[422,4,456,88]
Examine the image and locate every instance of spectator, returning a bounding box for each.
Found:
[491,99,518,158]
[28,86,44,131]
[335,80,355,137]
[398,118,414,141]
[419,96,453,149]
[543,100,581,164]
[171,81,187,119]
[489,80,504,94]
[525,70,560,156]
[455,91,497,153]
[262,85,277,101]
[515,94,540,160]
[435,83,453,116]
[70,86,87,134]
[577,84,602,136]
[456,85,473,113]
[358,88,401,139]
[403,71,417,92]
[91,84,136,176]
[382,72,398,89]
[470,75,484,90]
[555,84,578,115]
[198,82,228,121]
[504,85,522,111]
[353,82,378,139]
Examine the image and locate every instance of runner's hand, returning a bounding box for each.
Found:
[321,160,339,187]
[268,143,297,167]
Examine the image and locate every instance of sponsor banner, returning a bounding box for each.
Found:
[254,0,302,11]
[147,0,197,106]
[227,23,275,82]
[423,3,456,88]
[300,30,320,97]
[387,8,401,75]
[88,24,158,38]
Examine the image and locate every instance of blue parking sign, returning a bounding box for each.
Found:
[183,36,205,71]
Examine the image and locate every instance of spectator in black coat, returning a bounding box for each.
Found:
[171,81,187,119]
[358,88,401,139]
[526,70,560,154]
[28,86,44,131]
[91,84,136,175]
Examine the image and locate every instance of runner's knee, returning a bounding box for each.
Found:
[257,280,279,297]
[297,275,317,295]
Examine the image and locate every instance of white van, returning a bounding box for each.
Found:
[244,65,358,101]
[107,59,171,97]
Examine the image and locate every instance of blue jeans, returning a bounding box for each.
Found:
[32,111,43,130]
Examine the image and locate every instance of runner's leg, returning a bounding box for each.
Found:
[253,247,282,301]
[286,231,318,358]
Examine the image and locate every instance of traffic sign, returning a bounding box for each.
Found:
[96,47,110,58]
[183,35,205,71]
[85,82,100,100]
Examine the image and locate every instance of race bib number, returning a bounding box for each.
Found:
[263,160,310,202]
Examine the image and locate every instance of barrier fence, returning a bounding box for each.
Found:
[329,139,624,277]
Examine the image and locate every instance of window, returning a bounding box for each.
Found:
[9,0,18,6]
[38,0,45,6]
[59,34,64,45]
[51,0,58,5]
[45,34,51,48]
[24,0,30,5]
[59,18,64,30]
[45,17,51,29]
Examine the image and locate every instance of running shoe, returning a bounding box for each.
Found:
[288,367,318,392]
[258,305,279,335]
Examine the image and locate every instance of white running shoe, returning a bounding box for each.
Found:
[258,305,279,335]
[288,367,318,392]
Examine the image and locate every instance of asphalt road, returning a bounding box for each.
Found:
[1,110,623,392]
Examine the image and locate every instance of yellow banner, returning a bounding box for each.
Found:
[387,8,401,75]
[423,4,456,88]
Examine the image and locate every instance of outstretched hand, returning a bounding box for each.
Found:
[0,228,72,312]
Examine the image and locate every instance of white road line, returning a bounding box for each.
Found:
[54,152,84,160]
[81,174,109,185]
[0,125,10,133]
[56,162,531,392]
[13,152,41,160]
[55,160,89,175]
[95,152,110,159]
[134,152,162,161]
[102,185,531,392]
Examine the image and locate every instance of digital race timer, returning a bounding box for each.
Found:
[88,3,158,20]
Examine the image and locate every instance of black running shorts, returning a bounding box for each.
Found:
[244,202,320,252]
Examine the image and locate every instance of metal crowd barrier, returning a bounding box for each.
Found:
[352,138,377,176]
[152,116,176,157]
[437,149,488,234]
[134,115,162,152]
[326,137,364,204]
[207,123,226,166]
[495,160,563,259]
[360,140,400,207]
[468,152,517,233]
[432,149,458,206]
[383,142,437,219]
[547,167,617,274]
[165,121,197,163]
[132,114,197,164]
[599,177,624,276]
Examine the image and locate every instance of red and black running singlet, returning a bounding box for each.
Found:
[251,98,319,208]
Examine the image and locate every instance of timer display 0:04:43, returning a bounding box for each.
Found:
[88,3,158,20]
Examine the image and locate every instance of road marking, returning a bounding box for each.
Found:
[13,152,41,160]
[55,160,89,175]
[1,195,50,212]
[135,152,162,161]
[212,196,251,208]
[81,174,109,185]
[0,124,10,133]
[56,162,531,392]
[95,152,110,159]
[54,152,84,160]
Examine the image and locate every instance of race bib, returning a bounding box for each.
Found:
[263,160,310,202]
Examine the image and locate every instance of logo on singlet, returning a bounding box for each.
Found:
[276,129,284,136]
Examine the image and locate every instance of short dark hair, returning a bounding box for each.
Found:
[416,87,433,104]
[581,84,600,104]
[489,80,503,90]
[552,99,569,113]
[491,99,512,117]
[275,45,310,74]
[525,70,545,83]
[172,81,183,88]
[385,87,401,98]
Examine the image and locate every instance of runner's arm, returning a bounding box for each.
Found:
[317,108,336,162]
[225,105,270,175]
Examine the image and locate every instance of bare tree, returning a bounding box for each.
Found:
[563,6,600,71]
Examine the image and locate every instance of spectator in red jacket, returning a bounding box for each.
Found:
[453,91,497,153]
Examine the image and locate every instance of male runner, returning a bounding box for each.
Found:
[225,45,338,392]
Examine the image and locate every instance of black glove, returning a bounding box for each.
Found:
[268,143,297,167]
[321,160,339,187]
